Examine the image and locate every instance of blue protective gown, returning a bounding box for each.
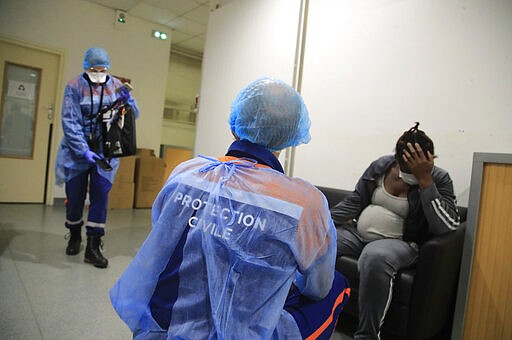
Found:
[110,141,338,339]
[55,73,140,185]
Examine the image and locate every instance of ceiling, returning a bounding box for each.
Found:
[85,0,235,58]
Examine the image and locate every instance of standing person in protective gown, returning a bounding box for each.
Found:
[110,77,350,339]
[55,47,140,268]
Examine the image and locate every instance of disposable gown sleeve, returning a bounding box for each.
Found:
[61,85,90,158]
[125,95,141,119]
[294,193,337,300]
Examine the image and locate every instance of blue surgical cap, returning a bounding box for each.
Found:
[83,47,110,70]
[229,77,311,152]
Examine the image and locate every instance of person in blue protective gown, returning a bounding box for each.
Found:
[110,77,350,339]
[55,47,140,268]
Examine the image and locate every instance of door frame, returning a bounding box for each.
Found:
[0,36,65,205]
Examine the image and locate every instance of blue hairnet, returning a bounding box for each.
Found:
[229,77,311,152]
[83,47,110,70]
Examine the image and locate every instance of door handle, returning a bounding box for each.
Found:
[45,104,54,121]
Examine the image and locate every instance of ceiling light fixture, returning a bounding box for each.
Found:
[152,30,168,40]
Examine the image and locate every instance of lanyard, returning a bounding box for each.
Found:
[85,80,104,144]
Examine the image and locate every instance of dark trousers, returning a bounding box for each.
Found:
[338,227,418,340]
[285,271,350,339]
[65,165,112,236]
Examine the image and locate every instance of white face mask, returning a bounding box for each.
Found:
[86,71,107,84]
[399,170,419,185]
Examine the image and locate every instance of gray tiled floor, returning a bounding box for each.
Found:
[0,203,353,340]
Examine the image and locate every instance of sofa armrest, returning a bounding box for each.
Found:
[407,222,466,338]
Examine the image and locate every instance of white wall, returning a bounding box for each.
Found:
[161,120,196,149]
[197,0,512,207]
[165,52,202,109]
[0,0,170,199]
[295,0,512,205]
[195,0,303,157]
[160,51,202,150]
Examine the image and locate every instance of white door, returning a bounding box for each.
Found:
[0,38,60,203]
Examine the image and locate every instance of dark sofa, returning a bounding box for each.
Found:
[317,186,467,340]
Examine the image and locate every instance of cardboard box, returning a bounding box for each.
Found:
[134,156,166,208]
[136,148,155,158]
[108,181,135,209]
[162,146,192,183]
[115,156,136,183]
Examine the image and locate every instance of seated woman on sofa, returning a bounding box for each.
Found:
[331,122,460,340]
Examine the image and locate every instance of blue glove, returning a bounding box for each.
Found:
[84,150,100,164]
[117,86,131,103]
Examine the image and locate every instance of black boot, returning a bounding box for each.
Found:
[65,228,82,255]
[84,235,108,268]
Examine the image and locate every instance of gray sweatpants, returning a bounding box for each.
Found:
[337,226,419,340]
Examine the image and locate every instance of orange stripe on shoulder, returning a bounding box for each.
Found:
[217,156,270,169]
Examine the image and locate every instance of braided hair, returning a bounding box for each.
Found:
[395,122,434,169]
